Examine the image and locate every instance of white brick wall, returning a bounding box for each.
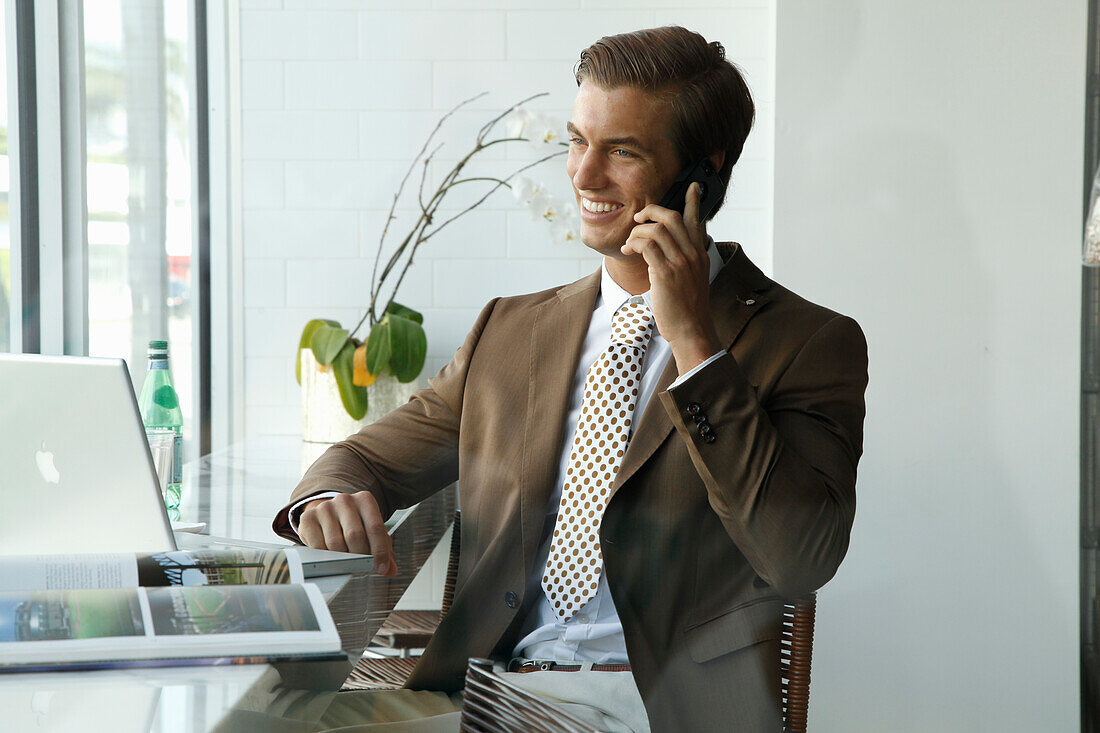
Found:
[237,1,776,447]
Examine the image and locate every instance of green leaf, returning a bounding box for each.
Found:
[365,318,393,376]
[387,314,427,383]
[297,319,340,384]
[386,301,423,325]
[310,325,350,366]
[332,342,369,420]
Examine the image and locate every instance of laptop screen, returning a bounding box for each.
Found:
[0,354,177,555]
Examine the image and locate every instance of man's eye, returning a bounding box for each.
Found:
[612,149,633,158]
[569,137,585,145]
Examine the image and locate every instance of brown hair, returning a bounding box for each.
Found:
[574,26,755,220]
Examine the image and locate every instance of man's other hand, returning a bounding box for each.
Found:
[297,492,398,577]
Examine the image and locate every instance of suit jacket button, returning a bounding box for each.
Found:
[703,433,717,444]
[692,413,707,425]
[505,591,519,609]
[700,424,713,437]
[686,402,702,416]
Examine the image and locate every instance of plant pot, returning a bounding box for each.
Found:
[299,349,419,469]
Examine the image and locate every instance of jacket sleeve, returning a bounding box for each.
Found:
[272,298,500,542]
[658,314,868,597]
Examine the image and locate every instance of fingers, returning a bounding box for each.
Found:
[629,183,706,261]
[623,219,708,277]
[355,491,397,577]
[296,498,332,550]
[683,180,702,230]
[622,223,678,270]
[633,182,701,235]
[630,207,690,255]
[297,492,398,577]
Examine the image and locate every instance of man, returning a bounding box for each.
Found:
[274,26,867,732]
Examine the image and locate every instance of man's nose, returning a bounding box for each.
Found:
[572,150,606,192]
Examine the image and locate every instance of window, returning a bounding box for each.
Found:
[84,1,195,432]
[2,1,212,452]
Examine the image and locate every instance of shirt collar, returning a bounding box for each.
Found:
[598,236,725,315]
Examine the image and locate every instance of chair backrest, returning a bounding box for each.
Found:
[780,593,817,733]
[441,509,461,616]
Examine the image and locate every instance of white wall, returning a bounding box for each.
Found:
[235,0,776,440]
[774,2,1084,730]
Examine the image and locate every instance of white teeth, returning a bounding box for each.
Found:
[582,198,623,214]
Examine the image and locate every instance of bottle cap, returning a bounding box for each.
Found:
[148,340,169,358]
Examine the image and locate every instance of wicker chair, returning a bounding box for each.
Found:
[341,510,462,690]
[459,593,818,733]
[780,594,817,733]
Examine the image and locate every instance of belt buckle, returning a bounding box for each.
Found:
[509,659,555,673]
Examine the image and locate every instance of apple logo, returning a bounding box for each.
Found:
[35,442,61,484]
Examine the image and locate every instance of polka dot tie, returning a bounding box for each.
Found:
[542,301,656,621]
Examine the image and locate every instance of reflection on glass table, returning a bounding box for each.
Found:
[178,436,456,655]
[1,665,266,733]
[0,436,455,733]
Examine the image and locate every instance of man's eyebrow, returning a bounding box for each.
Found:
[566,122,655,156]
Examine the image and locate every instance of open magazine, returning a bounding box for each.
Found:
[0,548,343,671]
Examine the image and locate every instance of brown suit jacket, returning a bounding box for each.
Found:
[274,242,868,732]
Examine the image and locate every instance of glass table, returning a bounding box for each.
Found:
[0,436,457,733]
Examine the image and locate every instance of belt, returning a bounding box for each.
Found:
[508,659,632,673]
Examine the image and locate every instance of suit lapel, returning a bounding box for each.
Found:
[611,242,775,494]
[519,269,601,573]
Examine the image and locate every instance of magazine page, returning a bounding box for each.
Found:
[0,583,339,667]
[0,548,303,592]
[0,554,139,591]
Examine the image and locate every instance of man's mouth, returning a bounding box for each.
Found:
[581,197,624,214]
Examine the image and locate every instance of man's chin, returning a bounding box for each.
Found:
[579,227,629,258]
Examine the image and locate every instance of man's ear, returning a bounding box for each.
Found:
[709,150,726,172]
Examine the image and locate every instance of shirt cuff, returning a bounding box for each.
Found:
[669,351,726,389]
[287,491,343,536]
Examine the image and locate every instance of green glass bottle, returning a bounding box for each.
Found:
[138,340,183,518]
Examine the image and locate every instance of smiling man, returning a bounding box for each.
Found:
[274,26,867,733]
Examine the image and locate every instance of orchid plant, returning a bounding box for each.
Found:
[297,94,576,420]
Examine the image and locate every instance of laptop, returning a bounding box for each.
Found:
[0,353,375,575]
[0,353,176,554]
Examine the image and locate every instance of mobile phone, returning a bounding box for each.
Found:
[656,157,726,221]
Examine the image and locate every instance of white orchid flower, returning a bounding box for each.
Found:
[533,193,570,224]
[511,176,535,203]
[505,117,577,246]
[530,199,553,222]
[512,176,547,208]
[530,112,564,146]
[550,217,580,246]
[524,189,555,220]
[505,107,533,139]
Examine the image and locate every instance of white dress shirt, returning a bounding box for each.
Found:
[512,241,725,664]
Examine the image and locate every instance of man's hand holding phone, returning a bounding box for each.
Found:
[297,492,398,577]
[622,181,723,376]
